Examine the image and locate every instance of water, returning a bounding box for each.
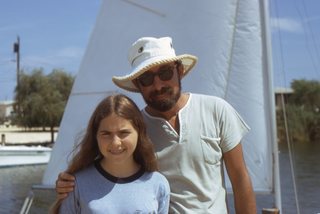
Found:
[284,141,320,213]
[0,165,47,213]
[1,142,319,214]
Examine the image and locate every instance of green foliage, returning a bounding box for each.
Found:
[48,69,75,100]
[0,106,5,124]
[290,79,320,111]
[277,79,320,143]
[13,68,74,142]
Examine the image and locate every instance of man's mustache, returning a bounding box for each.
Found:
[150,87,172,97]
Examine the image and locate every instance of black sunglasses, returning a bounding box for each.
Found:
[137,65,176,87]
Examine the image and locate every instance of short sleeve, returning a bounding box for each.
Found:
[59,179,80,214]
[218,99,250,153]
[157,174,171,214]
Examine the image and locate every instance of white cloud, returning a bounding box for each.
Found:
[20,46,85,73]
[270,17,303,33]
[56,47,84,58]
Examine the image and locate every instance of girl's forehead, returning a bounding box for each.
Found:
[99,114,133,130]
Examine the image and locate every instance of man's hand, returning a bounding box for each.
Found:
[55,172,75,200]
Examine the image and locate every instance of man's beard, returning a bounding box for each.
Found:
[144,84,181,112]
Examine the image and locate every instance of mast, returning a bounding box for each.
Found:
[261,0,282,212]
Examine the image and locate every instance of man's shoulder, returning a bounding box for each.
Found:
[190,93,226,104]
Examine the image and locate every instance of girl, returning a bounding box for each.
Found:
[51,94,170,213]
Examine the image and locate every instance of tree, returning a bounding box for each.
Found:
[14,68,74,143]
[290,79,320,111]
[289,80,320,141]
[277,79,320,143]
[0,105,6,124]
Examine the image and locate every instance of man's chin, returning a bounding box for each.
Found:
[150,101,174,112]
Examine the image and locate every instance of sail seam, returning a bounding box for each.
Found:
[224,0,240,100]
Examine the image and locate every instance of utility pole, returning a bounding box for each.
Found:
[13,36,20,111]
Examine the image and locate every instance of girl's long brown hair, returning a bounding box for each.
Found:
[50,94,158,213]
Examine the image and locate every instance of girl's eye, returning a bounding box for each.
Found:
[100,132,111,137]
[119,131,131,138]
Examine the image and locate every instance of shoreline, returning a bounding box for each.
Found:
[0,126,57,147]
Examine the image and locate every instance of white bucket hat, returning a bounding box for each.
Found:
[112,37,198,92]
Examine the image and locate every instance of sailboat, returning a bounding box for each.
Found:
[0,131,53,167]
[0,145,51,167]
[37,0,281,212]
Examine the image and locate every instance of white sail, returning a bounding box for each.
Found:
[42,0,280,207]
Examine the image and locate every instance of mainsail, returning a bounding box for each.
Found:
[42,0,280,209]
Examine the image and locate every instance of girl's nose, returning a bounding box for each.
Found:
[110,135,121,146]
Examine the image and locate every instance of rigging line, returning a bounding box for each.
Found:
[270,1,287,88]
[272,0,301,213]
[272,4,288,88]
[300,0,320,76]
[292,0,320,76]
[280,94,301,214]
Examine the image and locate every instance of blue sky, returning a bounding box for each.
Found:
[0,0,319,101]
[0,0,101,101]
[270,0,320,88]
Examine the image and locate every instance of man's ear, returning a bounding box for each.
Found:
[177,64,184,79]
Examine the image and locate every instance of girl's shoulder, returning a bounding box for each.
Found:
[143,171,170,188]
[144,171,166,179]
[74,164,97,180]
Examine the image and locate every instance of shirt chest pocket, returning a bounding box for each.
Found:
[200,135,222,165]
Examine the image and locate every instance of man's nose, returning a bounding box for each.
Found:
[152,75,165,90]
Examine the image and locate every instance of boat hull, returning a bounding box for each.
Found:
[0,146,51,167]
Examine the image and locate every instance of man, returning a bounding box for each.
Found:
[56,36,256,213]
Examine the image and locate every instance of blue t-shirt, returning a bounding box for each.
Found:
[59,162,170,214]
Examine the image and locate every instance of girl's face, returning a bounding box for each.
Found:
[97,113,138,167]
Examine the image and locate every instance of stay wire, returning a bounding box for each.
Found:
[271,0,301,213]
[293,0,320,77]
[300,0,320,77]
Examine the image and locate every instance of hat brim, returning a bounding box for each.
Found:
[112,54,197,92]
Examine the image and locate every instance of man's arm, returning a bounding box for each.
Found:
[224,143,257,214]
[55,172,76,200]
